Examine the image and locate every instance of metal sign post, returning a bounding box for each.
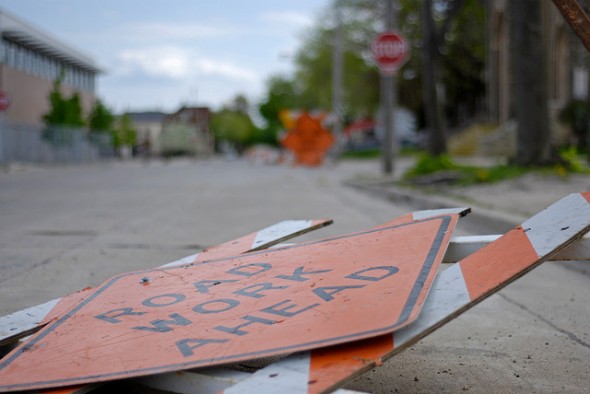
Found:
[372,3,408,175]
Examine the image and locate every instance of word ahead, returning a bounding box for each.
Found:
[0,215,458,391]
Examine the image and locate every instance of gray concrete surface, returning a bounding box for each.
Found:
[0,157,589,393]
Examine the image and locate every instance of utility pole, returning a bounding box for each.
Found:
[332,0,344,153]
[381,0,397,175]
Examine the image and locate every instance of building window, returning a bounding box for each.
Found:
[1,38,96,93]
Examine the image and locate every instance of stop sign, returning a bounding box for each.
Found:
[0,91,10,111]
[372,31,409,75]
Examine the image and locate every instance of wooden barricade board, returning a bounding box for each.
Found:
[0,215,459,392]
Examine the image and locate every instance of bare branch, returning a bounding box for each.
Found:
[551,0,590,53]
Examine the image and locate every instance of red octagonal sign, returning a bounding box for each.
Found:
[0,91,10,111]
[372,31,409,75]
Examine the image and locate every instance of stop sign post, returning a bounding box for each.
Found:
[372,31,409,76]
[372,30,408,175]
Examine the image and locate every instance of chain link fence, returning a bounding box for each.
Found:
[0,119,115,166]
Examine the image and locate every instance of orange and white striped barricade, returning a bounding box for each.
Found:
[2,194,590,393]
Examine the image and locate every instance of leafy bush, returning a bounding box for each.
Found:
[404,153,457,178]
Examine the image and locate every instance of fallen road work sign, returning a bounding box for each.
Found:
[0,214,459,391]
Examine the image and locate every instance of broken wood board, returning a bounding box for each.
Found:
[0,214,460,392]
[218,192,590,393]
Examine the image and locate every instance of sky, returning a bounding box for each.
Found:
[0,0,331,113]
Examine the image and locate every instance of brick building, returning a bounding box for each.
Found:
[0,8,100,126]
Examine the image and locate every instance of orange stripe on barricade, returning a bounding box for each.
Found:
[459,227,538,300]
[194,219,333,261]
[195,232,258,262]
[309,335,393,394]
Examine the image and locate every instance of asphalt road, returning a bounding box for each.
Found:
[0,158,588,393]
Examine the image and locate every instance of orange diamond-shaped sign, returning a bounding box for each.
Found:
[281,112,334,166]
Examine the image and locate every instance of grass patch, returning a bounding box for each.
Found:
[553,146,590,175]
[405,150,590,187]
[460,165,529,184]
[341,149,381,159]
[404,153,529,185]
[404,154,457,178]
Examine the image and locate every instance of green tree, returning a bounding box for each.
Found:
[293,1,380,118]
[42,76,85,127]
[88,100,115,133]
[211,109,258,153]
[112,114,136,149]
[211,96,261,153]
[258,76,301,145]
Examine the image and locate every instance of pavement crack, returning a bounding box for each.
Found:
[108,243,203,250]
[498,293,590,350]
[27,230,98,237]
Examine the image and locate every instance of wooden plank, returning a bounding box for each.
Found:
[445,233,590,262]
[190,219,333,261]
[0,300,59,348]
[136,368,251,393]
[217,193,590,394]
[0,214,459,392]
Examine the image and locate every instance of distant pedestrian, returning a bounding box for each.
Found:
[141,136,152,163]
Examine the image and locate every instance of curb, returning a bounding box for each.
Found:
[345,180,526,234]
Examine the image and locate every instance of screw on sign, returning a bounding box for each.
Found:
[372,31,409,75]
[0,91,10,111]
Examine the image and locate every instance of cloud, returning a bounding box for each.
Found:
[121,22,229,42]
[195,59,257,82]
[119,46,190,79]
[116,46,257,83]
[260,11,312,27]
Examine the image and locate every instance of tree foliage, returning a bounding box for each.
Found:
[112,114,136,148]
[88,100,115,133]
[292,1,381,117]
[258,76,301,144]
[42,76,85,128]
[212,95,260,153]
